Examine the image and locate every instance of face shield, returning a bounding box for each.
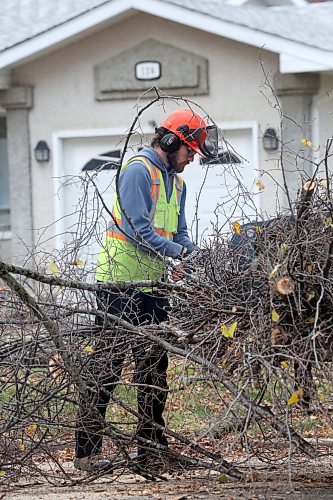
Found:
[185,125,219,159]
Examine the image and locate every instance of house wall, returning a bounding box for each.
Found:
[11,12,281,254]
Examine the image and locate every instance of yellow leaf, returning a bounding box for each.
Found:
[280,361,288,369]
[307,290,316,302]
[306,317,316,325]
[232,222,241,235]
[255,180,265,191]
[319,394,327,403]
[325,217,333,228]
[287,388,303,406]
[26,424,37,433]
[218,474,229,483]
[48,262,59,276]
[18,443,25,451]
[221,321,237,339]
[84,345,95,354]
[255,225,263,234]
[301,138,312,148]
[227,321,237,338]
[307,264,314,274]
[269,265,280,280]
[319,179,328,189]
[272,309,280,323]
[279,243,289,257]
[0,470,6,477]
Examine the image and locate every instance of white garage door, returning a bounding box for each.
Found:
[56,127,257,275]
[182,127,257,245]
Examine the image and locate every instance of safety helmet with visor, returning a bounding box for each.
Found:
[159,109,218,159]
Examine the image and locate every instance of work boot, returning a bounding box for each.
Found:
[73,455,113,473]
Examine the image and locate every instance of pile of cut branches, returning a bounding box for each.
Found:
[170,176,333,408]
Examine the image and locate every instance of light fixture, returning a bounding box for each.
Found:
[263,128,278,151]
[34,140,50,162]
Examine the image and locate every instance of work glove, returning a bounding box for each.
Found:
[171,247,201,281]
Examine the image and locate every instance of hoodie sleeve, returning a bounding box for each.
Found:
[116,161,183,258]
[173,181,197,254]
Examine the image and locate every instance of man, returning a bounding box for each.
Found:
[74,108,218,472]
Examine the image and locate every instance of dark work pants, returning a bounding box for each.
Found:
[75,289,169,459]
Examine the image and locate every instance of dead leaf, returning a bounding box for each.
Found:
[271,309,280,323]
[221,321,237,339]
[306,317,316,325]
[255,179,265,191]
[279,243,289,257]
[84,345,95,354]
[288,388,303,406]
[71,259,85,266]
[325,217,333,228]
[47,262,59,276]
[232,222,241,235]
[301,138,312,148]
[269,265,280,280]
[25,424,37,435]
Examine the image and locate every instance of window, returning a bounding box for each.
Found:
[0,116,10,232]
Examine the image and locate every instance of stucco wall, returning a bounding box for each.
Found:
[12,12,281,250]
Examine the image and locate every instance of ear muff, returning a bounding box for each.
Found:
[159,132,181,153]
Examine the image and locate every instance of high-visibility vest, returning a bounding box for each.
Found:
[96,156,183,283]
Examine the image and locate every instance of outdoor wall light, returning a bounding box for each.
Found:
[263,128,278,151]
[34,140,50,162]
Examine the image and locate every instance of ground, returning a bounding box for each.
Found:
[3,457,333,499]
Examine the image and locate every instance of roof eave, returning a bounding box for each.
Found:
[280,53,333,74]
[0,0,136,69]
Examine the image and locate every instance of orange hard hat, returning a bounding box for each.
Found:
[160,109,218,158]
